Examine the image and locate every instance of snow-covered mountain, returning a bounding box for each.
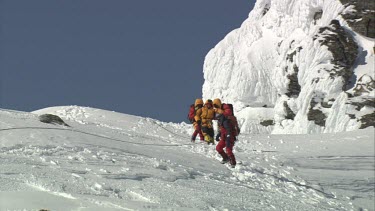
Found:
[0,106,374,210]
[203,0,375,134]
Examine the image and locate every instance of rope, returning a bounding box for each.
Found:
[149,119,191,139]
[0,127,195,147]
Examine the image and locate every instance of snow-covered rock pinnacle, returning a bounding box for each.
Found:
[203,0,374,134]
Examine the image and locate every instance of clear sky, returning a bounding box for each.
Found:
[1,0,255,123]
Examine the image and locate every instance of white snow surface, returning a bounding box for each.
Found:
[0,106,374,210]
[203,0,375,134]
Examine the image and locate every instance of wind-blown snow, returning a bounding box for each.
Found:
[203,0,375,134]
[0,106,374,210]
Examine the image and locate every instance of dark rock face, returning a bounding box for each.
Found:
[39,114,69,127]
[348,99,375,111]
[285,44,302,98]
[321,98,335,108]
[286,47,302,63]
[313,20,358,90]
[286,65,301,98]
[307,109,327,127]
[283,101,296,120]
[307,109,327,126]
[262,4,270,16]
[353,75,375,97]
[360,112,375,129]
[260,120,275,127]
[307,96,327,127]
[340,0,375,38]
[348,114,356,119]
[347,74,375,127]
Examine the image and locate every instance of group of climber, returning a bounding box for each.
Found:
[187,98,240,168]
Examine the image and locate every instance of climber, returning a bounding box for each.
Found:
[197,99,215,144]
[215,104,238,168]
[190,99,204,142]
[213,98,224,142]
[214,99,240,143]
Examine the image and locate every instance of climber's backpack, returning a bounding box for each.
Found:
[224,103,240,136]
[227,115,240,136]
[187,104,195,123]
[226,103,235,115]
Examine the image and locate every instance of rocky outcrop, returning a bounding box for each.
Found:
[203,0,374,134]
[314,20,358,90]
[260,120,275,127]
[307,109,327,127]
[39,114,69,127]
[360,112,375,129]
[353,75,375,97]
[307,96,327,127]
[286,47,302,63]
[322,99,335,108]
[286,65,301,98]
[262,4,270,16]
[340,0,375,38]
[283,102,296,120]
[347,97,375,111]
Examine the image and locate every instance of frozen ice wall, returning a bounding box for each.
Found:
[203,0,375,134]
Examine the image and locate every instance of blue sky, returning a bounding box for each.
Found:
[1,0,255,122]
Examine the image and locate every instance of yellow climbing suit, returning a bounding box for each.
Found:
[193,99,204,131]
[196,99,215,144]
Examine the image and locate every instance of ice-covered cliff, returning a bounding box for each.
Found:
[203,0,375,134]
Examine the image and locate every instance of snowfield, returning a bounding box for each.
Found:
[0,106,373,211]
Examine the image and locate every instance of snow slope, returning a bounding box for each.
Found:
[0,106,374,210]
[203,0,375,134]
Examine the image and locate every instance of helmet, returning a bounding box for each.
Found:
[195,98,204,107]
[213,98,222,109]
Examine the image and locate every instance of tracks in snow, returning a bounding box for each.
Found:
[0,114,356,210]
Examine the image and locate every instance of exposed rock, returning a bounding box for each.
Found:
[202,0,373,134]
[286,65,301,98]
[360,112,375,129]
[39,114,70,127]
[311,77,320,84]
[262,4,270,16]
[308,109,326,127]
[353,75,375,96]
[348,114,356,119]
[349,99,375,111]
[283,101,296,120]
[307,97,327,127]
[337,0,375,130]
[260,120,275,127]
[321,98,335,108]
[340,0,375,38]
[321,102,331,108]
[314,20,358,90]
[286,47,302,63]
